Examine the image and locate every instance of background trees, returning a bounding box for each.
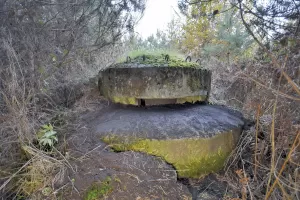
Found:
[237,0,300,40]
[178,0,300,50]
[201,8,254,62]
[0,0,145,114]
[179,0,223,56]
[127,18,184,52]
[0,0,145,94]
[178,1,256,60]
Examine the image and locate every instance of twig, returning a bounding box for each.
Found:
[68,176,80,195]
[241,156,253,200]
[265,55,288,198]
[147,178,172,182]
[120,172,142,183]
[265,132,300,199]
[79,143,102,159]
[277,181,292,200]
[239,73,300,101]
[53,147,75,173]
[53,183,69,195]
[254,104,261,181]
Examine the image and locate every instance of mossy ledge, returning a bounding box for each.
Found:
[109,95,208,105]
[111,96,137,105]
[101,130,239,178]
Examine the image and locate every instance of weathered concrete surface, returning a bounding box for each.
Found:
[98,65,211,106]
[92,104,243,139]
[89,104,244,178]
[64,150,191,199]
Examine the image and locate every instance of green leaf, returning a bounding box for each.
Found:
[38,123,58,148]
[40,138,50,146]
[52,136,58,142]
[44,130,57,138]
[42,124,49,129]
[48,139,53,147]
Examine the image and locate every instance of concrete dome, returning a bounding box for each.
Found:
[98,54,211,106]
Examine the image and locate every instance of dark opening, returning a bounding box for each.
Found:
[140,99,146,106]
[138,98,177,106]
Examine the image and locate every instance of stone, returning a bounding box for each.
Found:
[88,104,244,178]
[98,54,211,106]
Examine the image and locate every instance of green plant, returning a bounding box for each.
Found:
[37,124,58,148]
[84,177,113,200]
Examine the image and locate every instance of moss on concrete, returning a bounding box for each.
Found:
[109,96,207,105]
[120,53,200,68]
[187,75,202,92]
[102,131,237,178]
[111,96,137,105]
[176,96,207,104]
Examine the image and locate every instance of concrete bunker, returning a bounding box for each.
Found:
[97,53,244,179]
[98,54,211,106]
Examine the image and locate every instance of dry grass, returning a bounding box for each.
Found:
[0,40,36,186]
[0,19,128,196]
[0,1,136,198]
[16,146,67,199]
[0,37,113,198]
[209,45,300,199]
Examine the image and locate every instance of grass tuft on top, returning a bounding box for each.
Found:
[118,49,200,68]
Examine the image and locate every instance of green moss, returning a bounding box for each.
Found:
[102,135,135,151]
[119,50,200,68]
[176,96,207,104]
[124,49,184,61]
[84,177,113,200]
[102,131,238,178]
[109,96,207,105]
[111,96,137,105]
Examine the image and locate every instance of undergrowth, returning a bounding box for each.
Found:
[0,36,100,199]
[209,43,300,199]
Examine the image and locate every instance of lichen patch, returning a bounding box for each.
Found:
[102,131,238,178]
